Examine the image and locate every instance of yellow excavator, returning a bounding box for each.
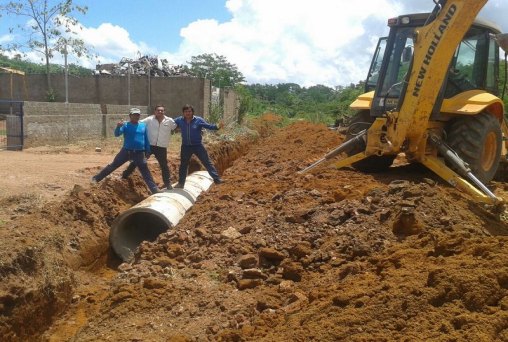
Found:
[301,0,508,205]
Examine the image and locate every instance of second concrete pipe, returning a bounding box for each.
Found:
[109,171,214,261]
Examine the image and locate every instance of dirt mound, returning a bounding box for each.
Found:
[72,120,508,341]
[2,116,508,341]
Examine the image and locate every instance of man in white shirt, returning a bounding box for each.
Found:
[122,104,177,189]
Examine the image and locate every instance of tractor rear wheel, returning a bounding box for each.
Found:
[446,112,502,183]
[345,110,396,173]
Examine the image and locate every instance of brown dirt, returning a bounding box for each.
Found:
[1,114,508,341]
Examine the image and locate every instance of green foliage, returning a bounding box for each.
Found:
[46,89,57,102]
[187,53,245,87]
[500,59,508,111]
[0,54,92,76]
[234,84,265,123]
[240,82,364,125]
[208,103,222,124]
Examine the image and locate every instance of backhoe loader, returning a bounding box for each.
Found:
[301,0,508,205]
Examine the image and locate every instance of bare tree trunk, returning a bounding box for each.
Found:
[44,36,53,100]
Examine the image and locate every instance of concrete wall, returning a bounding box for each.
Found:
[22,101,147,146]
[1,73,240,147]
[222,88,239,125]
[0,74,211,119]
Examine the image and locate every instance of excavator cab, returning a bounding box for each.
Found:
[303,0,508,204]
[362,14,501,119]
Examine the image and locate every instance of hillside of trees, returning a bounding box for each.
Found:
[236,82,363,125]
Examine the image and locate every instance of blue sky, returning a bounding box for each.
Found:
[78,0,232,52]
[1,0,507,87]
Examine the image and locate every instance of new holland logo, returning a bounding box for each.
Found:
[412,4,457,97]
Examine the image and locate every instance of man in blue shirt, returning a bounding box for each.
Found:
[174,104,223,188]
[92,108,160,194]
[121,104,177,190]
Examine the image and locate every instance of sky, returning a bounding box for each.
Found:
[0,0,507,87]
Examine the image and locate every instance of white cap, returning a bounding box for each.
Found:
[129,108,141,115]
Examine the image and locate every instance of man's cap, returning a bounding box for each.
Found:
[129,108,141,115]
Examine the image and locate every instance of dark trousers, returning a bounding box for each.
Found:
[94,148,158,193]
[179,144,220,185]
[123,145,171,188]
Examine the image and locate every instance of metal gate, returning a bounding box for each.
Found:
[0,100,24,150]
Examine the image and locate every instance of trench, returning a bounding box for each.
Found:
[38,134,256,341]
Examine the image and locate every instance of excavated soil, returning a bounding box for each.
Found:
[2,114,508,341]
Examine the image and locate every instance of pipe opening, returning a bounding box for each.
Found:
[110,210,170,261]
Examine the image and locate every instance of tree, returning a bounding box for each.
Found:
[187,53,245,87]
[2,0,90,93]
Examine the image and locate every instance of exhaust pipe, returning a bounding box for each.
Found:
[109,171,214,261]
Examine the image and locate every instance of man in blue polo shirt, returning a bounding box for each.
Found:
[174,104,223,188]
[92,108,160,194]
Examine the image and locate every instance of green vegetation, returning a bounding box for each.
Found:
[237,82,365,125]
[186,53,245,88]
[500,59,508,110]
[0,54,92,77]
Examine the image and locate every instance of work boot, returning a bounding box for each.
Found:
[174,183,184,189]
[90,176,98,184]
[165,184,173,190]
[214,178,225,184]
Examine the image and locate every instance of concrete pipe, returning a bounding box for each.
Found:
[109,171,214,261]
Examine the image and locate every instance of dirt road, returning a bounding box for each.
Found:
[0,139,181,223]
[1,150,110,197]
[1,115,508,341]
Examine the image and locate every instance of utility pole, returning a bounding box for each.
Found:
[63,41,69,103]
[127,60,131,106]
[147,70,151,110]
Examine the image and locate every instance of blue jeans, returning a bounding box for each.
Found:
[123,145,171,188]
[178,144,220,185]
[94,148,158,193]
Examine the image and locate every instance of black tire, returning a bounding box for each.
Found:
[446,112,502,183]
[345,110,396,173]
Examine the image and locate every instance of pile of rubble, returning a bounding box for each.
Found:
[95,55,191,77]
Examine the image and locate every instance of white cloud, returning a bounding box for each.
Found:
[76,23,154,67]
[168,0,403,86]
[166,0,508,86]
[0,34,14,45]
[4,0,508,87]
